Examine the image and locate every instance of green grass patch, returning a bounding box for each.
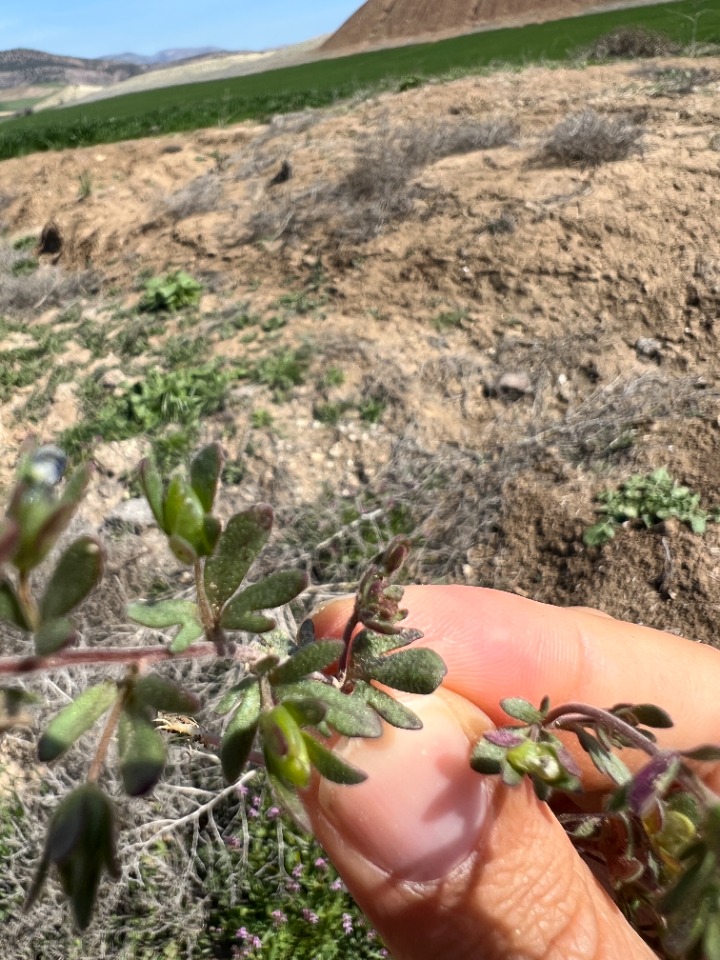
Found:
[1,1,716,159]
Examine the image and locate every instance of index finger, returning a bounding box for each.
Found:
[313,585,720,752]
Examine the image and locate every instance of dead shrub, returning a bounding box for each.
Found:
[535,109,644,167]
[0,244,97,313]
[584,27,680,60]
[162,173,223,221]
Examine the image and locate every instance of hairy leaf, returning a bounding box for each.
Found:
[216,676,259,716]
[281,696,328,727]
[40,536,105,621]
[134,676,200,715]
[353,680,422,730]
[190,443,223,512]
[276,680,382,738]
[38,683,117,762]
[362,648,446,694]
[138,457,164,529]
[470,738,505,775]
[204,505,273,614]
[221,570,308,629]
[126,598,204,653]
[118,707,167,796]
[0,577,29,630]
[576,728,631,785]
[221,680,261,783]
[168,532,197,565]
[269,640,345,686]
[302,731,368,784]
[352,628,423,660]
[222,609,276,633]
[35,617,77,655]
[500,698,547,725]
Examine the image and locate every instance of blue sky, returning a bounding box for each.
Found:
[0,1,362,58]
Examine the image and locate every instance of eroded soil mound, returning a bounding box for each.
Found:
[1,55,720,649]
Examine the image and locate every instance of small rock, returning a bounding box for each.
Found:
[103,498,155,533]
[488,371,534,399]
[98,368,127,390]
[635,337,663,361]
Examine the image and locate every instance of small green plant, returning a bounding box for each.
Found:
[11,235,35,251]
[252,345,312,399]
[322,366,346,389]
[77,171,92,201]
[584,467,719,546]
[313,401,351,426]
[10,257,38,277]
[431,308,468,332]
[251,408,274,429]
[139,271,202,313]
[358,398,386,424]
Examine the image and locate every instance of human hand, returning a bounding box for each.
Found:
[303,586,720,960]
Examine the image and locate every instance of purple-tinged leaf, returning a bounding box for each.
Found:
[484,729,527,748]
[40,536,105,621]
[627,753,681,817]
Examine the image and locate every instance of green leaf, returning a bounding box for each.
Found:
[576,728,631,785]
[611,702,674,729]
[353,680,423,730]
[500,698,546,725]
[267,772,311,832]
[35,617,77,655]
[281,697,328,727]
[583,521,615,547]
[39,536,105,621]
[261,705,312,789]
[362,648,447,694]
[201,514,222,555]
[352,628,423,659]
[222,610,276,633]
[204,505,273,614]
[138,457,165,529]
[216,676,258,716]
[682,745,720,762]
[0,577,29,630]
[221,680,261,782]
[60,463,93,511]
[221,570,308,630]
[302,731,368,784]
[38,683,118,762]
[118,707,166,796]
[703,909,720,960]
[190,443,223,512]
[168,533,197,565]
[276,680,382,738]
[470,738,505,775]
[134,676,200,714]
[269,640,345,686]
[126,598,204,653]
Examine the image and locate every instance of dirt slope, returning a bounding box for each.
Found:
[322,0,675,51]
[2,54,720,652]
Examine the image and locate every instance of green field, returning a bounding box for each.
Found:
[0,0,718,159]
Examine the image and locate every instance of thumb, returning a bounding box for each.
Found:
[303,688,655,960]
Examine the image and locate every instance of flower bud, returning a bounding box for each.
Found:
[261,705,311,789]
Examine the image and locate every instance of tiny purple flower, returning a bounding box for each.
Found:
[330,877,345,891]
[292,863,304,878]
[314,857,328,870]
[342,913,353,935]
[285,880,300,893]
[271,910,287,926]
[302,908,319,924]
[266,806,281,820]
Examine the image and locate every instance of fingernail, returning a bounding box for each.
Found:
[316,693,494,882]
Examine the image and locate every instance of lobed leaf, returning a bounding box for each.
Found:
[134,676,200,715]
[351,628,423,660]
[221,570,308,630]
[40,537,105,621]
[38,682,118,762]
[35,618,77,655]
[118,707,167,796]
[352,680,422,730]
[204,505,273,614]
[269,640,345,686]
[126,598,204,653]
[362,648,447,694]
[189,443,224,512]
[301,731,368,785]
[0,577,29,630]
[276,679,382,738]
[221,680,261,783]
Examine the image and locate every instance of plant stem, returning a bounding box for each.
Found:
[545,702,660,757]
[194,558,226,655]
[87,689,127,782]
[18,571,40,632]
[338,609,360,675]
[0,641,261,677]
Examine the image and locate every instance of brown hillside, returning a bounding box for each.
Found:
[322,0,669,51]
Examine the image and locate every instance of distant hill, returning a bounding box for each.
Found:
[322,0,677,51]
[0,49,141,90]
[101,47,230,66]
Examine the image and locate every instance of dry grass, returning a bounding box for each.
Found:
[247,116,516,246]
[161,172,224,221]
[584,27,680,60]
[535,109,644,167]
[0,244,97,313]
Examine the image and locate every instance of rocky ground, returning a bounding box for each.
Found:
[2,53,720,644]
